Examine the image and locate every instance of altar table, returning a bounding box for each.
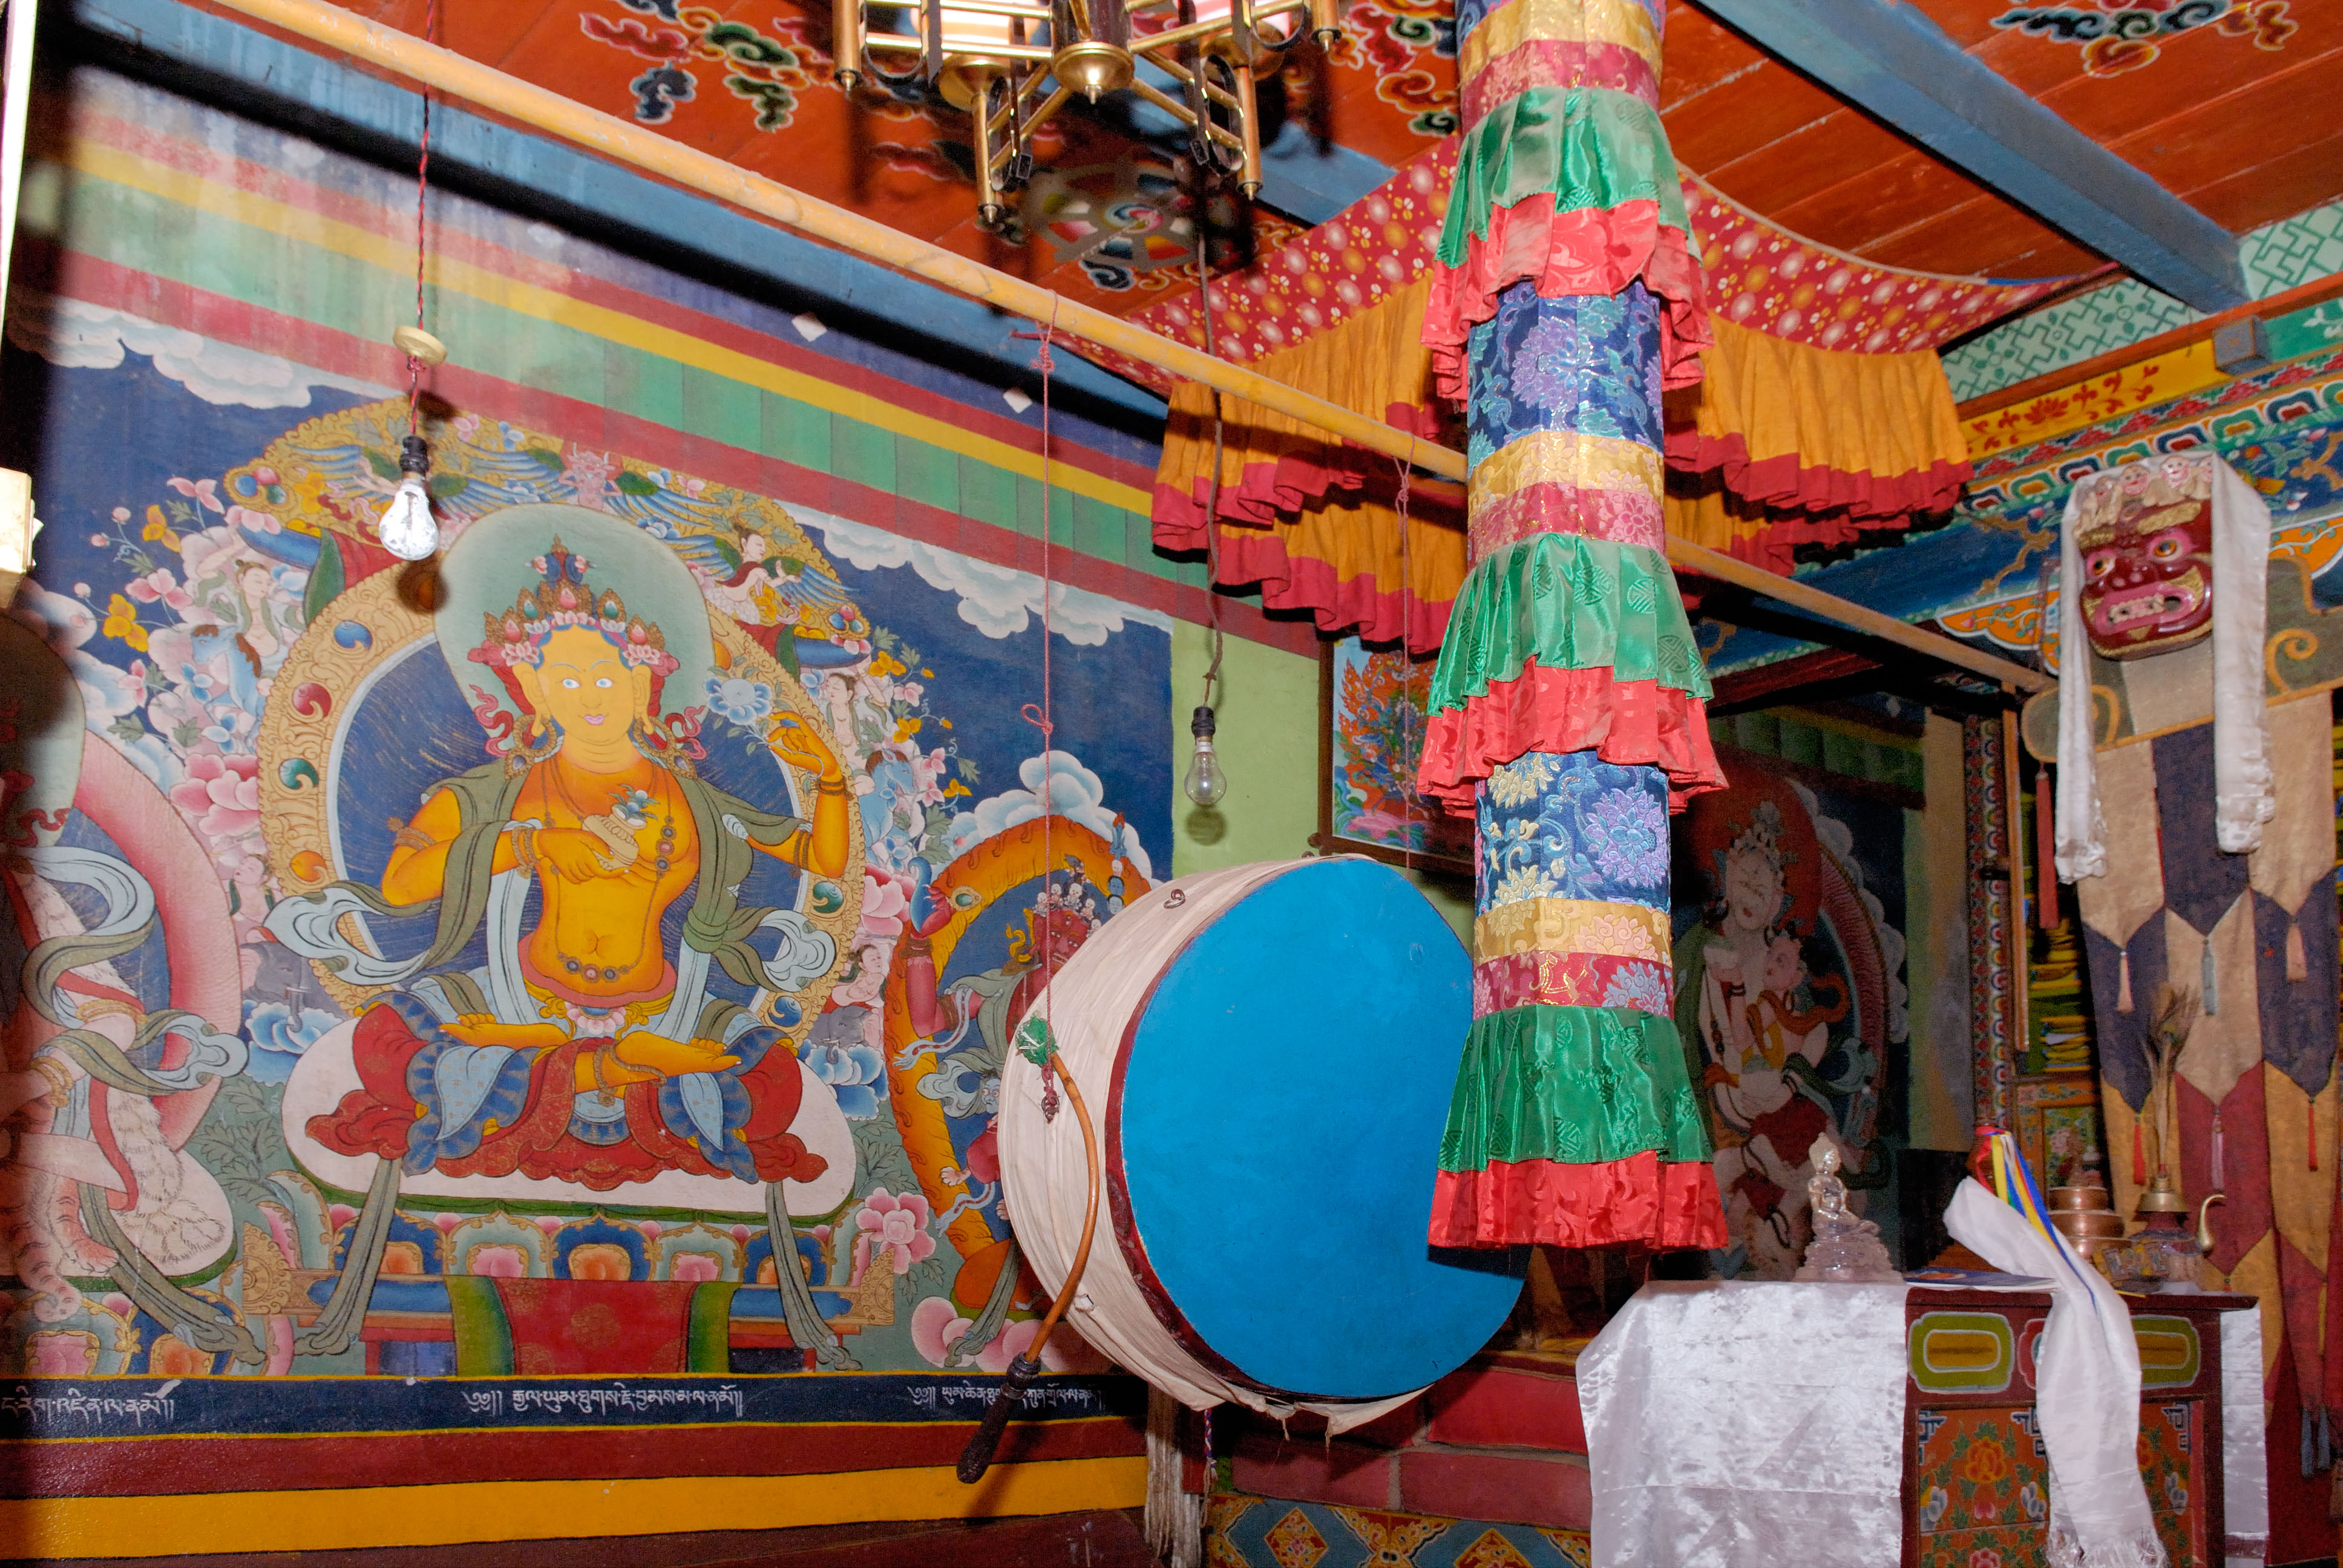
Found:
[1576,1280,2265,1568]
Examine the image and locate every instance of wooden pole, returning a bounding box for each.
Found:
[205,0,2053,697]
[1669,538,2054,694]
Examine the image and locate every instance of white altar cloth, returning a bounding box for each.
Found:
[1577,1280,1912,1568]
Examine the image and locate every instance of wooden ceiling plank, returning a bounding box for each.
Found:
[1654,4,1774,114]
[2176,126,2343,238]
[1661,69,1844,179]
[1861,197,2100,281]
[2028,34,2341,148]
[1694,108,1940,237]
[1767,149,2001,258]
[1687,0,2247,310]
[2090,42,2343,211]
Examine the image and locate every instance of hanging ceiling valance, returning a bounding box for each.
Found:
[1102,142,2071,645]
[1662,316,1975,573]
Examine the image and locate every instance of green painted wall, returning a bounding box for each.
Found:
[1169,622,1473,945]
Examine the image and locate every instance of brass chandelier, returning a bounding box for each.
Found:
[833,0,1339,228]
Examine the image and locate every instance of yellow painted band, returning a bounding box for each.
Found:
[1469,429,1664,511]
[0,1455,1148,1559]
[1459,0,1663,85]
[1960,339,2223,462]
[59,138,1153,517]
[1473,897,1671,962]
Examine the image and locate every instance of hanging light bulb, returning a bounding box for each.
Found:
[1182,704,1227,806]
[378,433,437,561]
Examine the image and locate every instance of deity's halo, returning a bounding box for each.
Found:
[434,503,716,727]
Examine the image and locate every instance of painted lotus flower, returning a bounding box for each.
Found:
[850,1187,936,1282]
[169,751,263,873]
[703,675,772,728]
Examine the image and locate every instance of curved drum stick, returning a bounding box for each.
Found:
[958,1049,1101,1483]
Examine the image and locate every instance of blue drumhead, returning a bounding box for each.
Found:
[1114,858,1519,1400]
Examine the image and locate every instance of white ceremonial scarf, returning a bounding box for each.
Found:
[1946,1181,2165,1567]
[2056,453,2274,883]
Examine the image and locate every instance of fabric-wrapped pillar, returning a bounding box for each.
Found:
[1418,0,1729,1250]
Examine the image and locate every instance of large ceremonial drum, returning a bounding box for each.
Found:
[1001,857,1520,1426]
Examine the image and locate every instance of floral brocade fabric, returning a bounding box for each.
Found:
[1468,281,1665,470]
[1478,749,1670,909]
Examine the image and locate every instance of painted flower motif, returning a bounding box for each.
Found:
[1486,752,1556,810]
[1966,1552,2002,1568]
[1961,1439,2010,1486]
[908,1295,1101,1373]
[703,675,772,727]
[123,569,194,615]
[100,593,148,652]
[1599,962,1673,1017]
[859,869,910,942]
[849,1187,936,1282]
[25,1331,97,1376]
[166,476,223,512]
[169,751,263,869]
[1918,1485,1949,1533]
[2018,1481,2045,1523]
[224,503,281,535]
[1584,786,1668,888]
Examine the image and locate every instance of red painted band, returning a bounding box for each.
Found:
[21,248,1319,658]
[0,1415,1142,1498]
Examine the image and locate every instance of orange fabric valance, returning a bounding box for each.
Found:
[1153,281,1467,655]
[1660,316,1972,572]
[1150,251,1975,637]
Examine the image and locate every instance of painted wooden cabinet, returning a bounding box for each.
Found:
[1902,1289,2253,1568]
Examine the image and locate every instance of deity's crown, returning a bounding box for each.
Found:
[469,537,682,679]
[1728,799,1786,866]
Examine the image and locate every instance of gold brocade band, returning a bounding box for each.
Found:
[1469,430,1665,515]
[1473,897,1673,964]
[1458,0,1663,85]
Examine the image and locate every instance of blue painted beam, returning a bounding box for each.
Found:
[1691,0,2247,312]
[62,0,1170,426]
